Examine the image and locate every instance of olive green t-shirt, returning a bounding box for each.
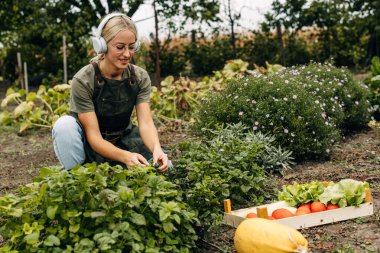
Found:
[70,63,151,114]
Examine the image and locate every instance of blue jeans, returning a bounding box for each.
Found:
[52,115,172,170]
[52,115,86,170]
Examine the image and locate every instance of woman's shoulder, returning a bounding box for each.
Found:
[130,64,149,79]
[73,64,95,82]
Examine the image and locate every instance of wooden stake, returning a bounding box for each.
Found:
[63,35,67,84]
[23,62,28,94]
[257,207,268,219]
[17,52,24,89]
[365,188,372,203]
[224,199,231,213]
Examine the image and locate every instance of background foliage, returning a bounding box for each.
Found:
[0,0,379,85]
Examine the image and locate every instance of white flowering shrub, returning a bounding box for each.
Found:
[196,63,371,161]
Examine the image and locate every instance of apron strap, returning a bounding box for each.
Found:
[92,62,105,87]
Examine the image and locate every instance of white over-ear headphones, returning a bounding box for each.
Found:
[91,12,140,54]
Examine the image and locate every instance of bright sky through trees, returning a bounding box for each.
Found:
[131,0,278,39]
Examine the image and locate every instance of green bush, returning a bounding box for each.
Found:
[168,123,292,230]
[0,164,198,252]
[366,56,380,119]
[196,63,371,160]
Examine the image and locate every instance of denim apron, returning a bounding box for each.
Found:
[83,62,152,165]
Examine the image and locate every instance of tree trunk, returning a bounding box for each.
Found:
[227,0,236,58]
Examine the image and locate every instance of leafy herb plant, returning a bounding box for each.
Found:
[0,164,198,252]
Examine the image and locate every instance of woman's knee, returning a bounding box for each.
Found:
[52,115,82,139]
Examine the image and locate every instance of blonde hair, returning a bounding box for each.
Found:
[92,14,138,61]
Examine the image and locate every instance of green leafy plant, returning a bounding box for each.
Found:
[0,164,198,252]
[0,84,71,133]
[278,179,370,208]
[318,179,370,207]
[366,56,380,119]
[278,181,329,207]
[168,123,292,230]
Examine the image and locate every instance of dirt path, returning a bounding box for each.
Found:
[0,123,379,252]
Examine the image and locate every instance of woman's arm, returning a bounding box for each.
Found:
[136,102,168,171]
[78,111,148,167]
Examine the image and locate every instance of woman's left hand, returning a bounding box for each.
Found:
[153,148,169,172]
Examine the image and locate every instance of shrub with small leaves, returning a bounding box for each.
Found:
[0,164,198,252]
[196,63,371,160]
[168,123,291,230]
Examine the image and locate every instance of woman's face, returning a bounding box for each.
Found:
[104,29,136,71]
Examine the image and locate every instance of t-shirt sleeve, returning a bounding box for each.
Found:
[70,76,94,113]
[136,69,151,105]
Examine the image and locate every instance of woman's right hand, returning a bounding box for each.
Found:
[122,151,149,168]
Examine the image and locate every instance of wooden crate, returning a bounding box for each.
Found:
[224,189,374,230]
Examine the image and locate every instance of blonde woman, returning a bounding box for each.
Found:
[52,12,169,171]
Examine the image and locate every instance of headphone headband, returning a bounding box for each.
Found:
[92,12,140,54]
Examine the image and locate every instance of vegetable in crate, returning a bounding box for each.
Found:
[318,179,370,207]
[234,218,308,253]
[278,181,328,207]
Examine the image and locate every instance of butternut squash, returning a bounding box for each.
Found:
[234,218,308,253]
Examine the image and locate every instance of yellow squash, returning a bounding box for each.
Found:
[234,218,309,253]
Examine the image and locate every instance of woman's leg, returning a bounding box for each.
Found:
[52,115,85,170]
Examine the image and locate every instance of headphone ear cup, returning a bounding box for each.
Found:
[92,36,107,54]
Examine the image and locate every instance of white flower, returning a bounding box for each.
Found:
[326,149,330,153]
[255,121,259,125]
[315,100,320,104]
[239,111,244,116]
[266,114,270,118]
[285,80,289,84]
[293,95,297,99]
[355,101,359,105]
[234,95,239,99]
[284,97,288,101]
[284,129,289,134]
[253,126,258,131]
[252,100,257,104]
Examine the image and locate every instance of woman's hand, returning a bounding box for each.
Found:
[122,151,149,168]
[153,148,169,172]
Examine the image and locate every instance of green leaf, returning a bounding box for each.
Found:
[46,205,58,219]
[69,223,80,233]
[91,211,106,218]
[130,212,146,225]
[10,208,23,217]
[163,222,175,233]
[44,235,60,246]
[24,232,39,245]
[26,92,38,102]
[13,101,34,118]
[1,93,21,107]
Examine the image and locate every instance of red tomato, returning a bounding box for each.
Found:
[271,208,294,219]
[327,203,339,210]
[246,212,257,218]
[296,206,311,216]
[311,201,327,213]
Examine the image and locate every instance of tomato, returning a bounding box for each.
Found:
[310,201,327,212]
[299,202,312,209]
[327,203,339,210]
[271,208,294,219]
[296,206,311,216]
[246,212,257,218]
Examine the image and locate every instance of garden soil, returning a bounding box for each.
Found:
[0,97,379,252]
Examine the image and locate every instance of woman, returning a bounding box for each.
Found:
[52,12,169,172]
